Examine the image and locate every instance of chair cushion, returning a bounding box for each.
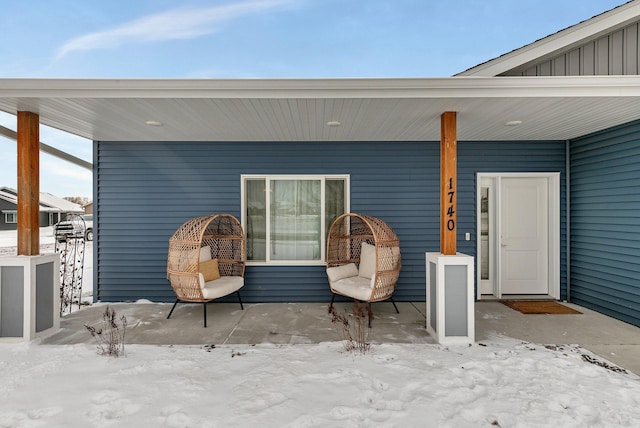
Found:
[199,259,220,282]
[330,276,373,301]
[198,275,244,300]
[199,245,212,262]
[358,242,376,279]
[326,263,359,283]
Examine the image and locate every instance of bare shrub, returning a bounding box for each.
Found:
[328,301,372,354]
[85,306,127,357]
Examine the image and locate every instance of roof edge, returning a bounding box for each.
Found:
[2,75,640,100]
[457,1,640,76]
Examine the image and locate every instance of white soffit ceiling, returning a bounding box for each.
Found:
[0,76,640,142]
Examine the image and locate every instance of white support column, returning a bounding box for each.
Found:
[426,252,474,345]
[426,111,475,345]
[0,254,60,342]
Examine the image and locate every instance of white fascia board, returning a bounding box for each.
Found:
[0,193,16,204]
[458,1,640,76]
[0,196,17,206]
[2,76,640,100]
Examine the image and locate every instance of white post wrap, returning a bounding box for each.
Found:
[0,254,60,342]
[426,252,474,345]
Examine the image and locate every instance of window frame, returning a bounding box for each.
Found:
[4,211,17,224]
[241,174,350,266]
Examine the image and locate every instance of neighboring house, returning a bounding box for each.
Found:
[0,2,639,327]
[83,202,93,214]
[0,187,83,231]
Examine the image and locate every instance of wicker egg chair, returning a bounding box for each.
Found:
[326,213,401,324]
[166,214,245,327]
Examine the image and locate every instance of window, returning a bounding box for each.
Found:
[480,186,489,280]
[4,212,17,224]
[242,175,349,265]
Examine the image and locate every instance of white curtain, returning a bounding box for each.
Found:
[270,180,321,261]
[246,179,266,261]
[246,177,346,262]
[325,179,345,240]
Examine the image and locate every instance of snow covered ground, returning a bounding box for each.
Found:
[0,337,639,427]
[1,228,640,426]
[0,226,57,253]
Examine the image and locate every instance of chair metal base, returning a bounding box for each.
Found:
[166,291,244,327]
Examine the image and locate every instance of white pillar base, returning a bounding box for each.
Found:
[0,254,60,342]
[426,252,474,345]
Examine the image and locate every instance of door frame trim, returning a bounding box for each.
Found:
[476,172,560,300]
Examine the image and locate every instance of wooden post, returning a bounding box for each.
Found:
[440,112,457,255]
[17,111,40,256]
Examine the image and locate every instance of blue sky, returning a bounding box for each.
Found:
[0,0,626,199]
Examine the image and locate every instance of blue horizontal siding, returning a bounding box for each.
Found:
[458,141,568,299]
[96,140,566,303]
[96,141,438,303]
[570,120,640,327]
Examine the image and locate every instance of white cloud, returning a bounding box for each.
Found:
[55,0,294,60]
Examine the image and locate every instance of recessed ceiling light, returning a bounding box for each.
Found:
[145,120,164,127]
[505,120,523,126]
[326,121,341,127]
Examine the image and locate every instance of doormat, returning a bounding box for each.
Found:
[501,300,582,315]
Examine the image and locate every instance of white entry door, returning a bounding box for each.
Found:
[500,177,548,295]
[476,173,560,299]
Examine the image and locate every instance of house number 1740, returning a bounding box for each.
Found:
[447,177,455,231]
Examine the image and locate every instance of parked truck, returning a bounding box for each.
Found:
[54,214,93,242]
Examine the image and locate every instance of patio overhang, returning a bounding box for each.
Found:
[1,76,640,143]
[3,75,640,257]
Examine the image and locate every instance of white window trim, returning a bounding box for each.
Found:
[4,211,17,224]
[241,174,350,266]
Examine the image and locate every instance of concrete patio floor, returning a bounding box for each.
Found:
[41,300,640,375]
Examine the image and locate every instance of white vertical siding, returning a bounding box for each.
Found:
[504,22,640,76]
